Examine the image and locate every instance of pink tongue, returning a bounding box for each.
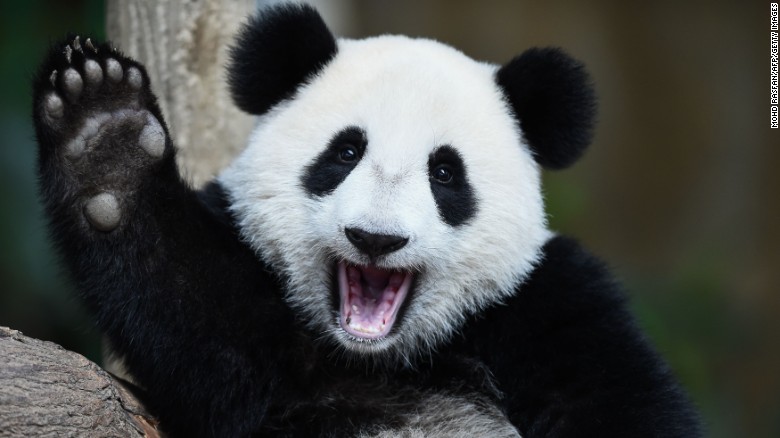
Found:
[341,263,408,338]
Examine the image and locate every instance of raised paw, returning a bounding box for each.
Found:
[33,36,172,233]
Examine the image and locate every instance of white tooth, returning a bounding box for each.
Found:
[351,304,360,315]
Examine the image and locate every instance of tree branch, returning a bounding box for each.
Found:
[0,327,161,437]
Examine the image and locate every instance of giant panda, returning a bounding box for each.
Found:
[32,3,702,437]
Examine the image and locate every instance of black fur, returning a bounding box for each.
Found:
[428,145,477,226]
[228,3,338,115]
[302,126,367,197]
[32,14,700,438]
[496,47,597,169]
[33,36,295,437]
[459,236,703,437]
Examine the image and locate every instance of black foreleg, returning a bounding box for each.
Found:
[32,36,295,437]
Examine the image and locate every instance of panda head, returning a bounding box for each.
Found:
[220,3,595,362]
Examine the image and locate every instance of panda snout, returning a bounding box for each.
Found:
[344,227,409,260]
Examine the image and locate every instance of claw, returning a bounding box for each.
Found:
[64,45,72,63]
[73,36,82,52]
[49,70,58,87]
[85,38,97,53]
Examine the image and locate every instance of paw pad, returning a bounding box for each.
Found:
[84,192,121,232]
[64,113,110,158]
[106,58,123,83]
[36,36,167,235]
[138,113,165,158]
[63,68,83,101]
[44,94,64,119]
[127,67,143,90]
[84,59,103,86]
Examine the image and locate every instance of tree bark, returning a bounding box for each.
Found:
[0,327,161,437]
[106,0,256,187]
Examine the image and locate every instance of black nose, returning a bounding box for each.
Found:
[345,228,409,259]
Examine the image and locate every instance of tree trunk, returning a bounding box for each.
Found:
[106,0,255,187]
[0,327,161,437]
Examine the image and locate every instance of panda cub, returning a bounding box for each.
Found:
[32,3,702,437]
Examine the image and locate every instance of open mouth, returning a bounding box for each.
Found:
[337,262,413,340]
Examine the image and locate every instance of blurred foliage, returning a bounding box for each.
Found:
[0,0,105,362]
[1,1,778,437]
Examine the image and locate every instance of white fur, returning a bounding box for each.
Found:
[220,35,551,362]
[359,392,520,438]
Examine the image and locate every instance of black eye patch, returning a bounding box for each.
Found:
[302,126,367,197]
[428,145,477,227]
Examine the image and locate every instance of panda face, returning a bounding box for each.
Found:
[220,36,550,360]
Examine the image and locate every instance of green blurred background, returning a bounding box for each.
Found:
[1,1,778,437]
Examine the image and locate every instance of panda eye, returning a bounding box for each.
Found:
[431,164,454,184]
[338,145,359,163]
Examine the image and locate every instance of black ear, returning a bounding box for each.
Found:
[228,3,337,115]
[496,48,596,169]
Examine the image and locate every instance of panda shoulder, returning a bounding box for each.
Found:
[523,235,626,311]
[469,235,631,336]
